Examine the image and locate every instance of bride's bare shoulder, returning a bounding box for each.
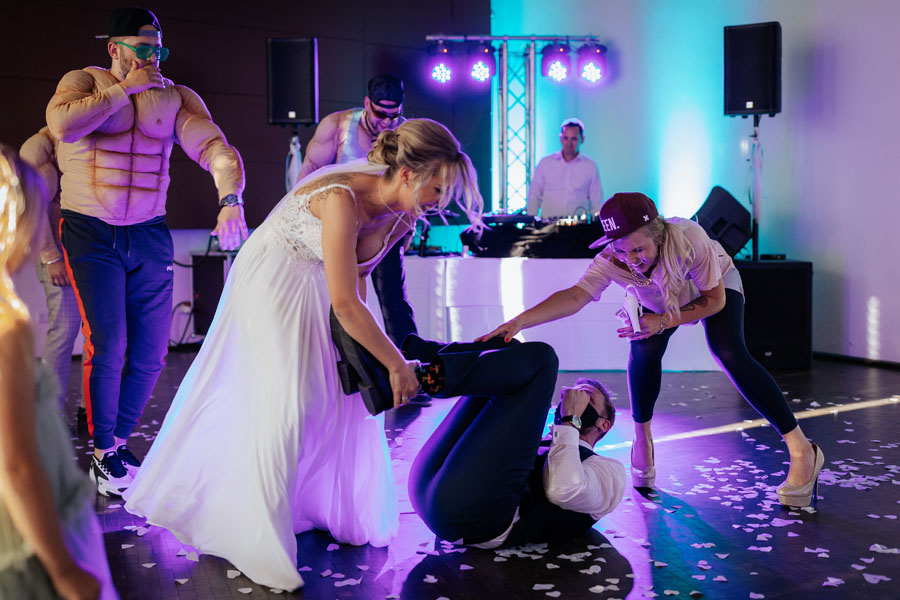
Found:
[293,173,360,208]
[294,172,356,196]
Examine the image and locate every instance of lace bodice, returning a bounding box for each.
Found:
[261,182,407,268]
[262,183,337,263]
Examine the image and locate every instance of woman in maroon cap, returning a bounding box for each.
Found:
[479,192,823,508]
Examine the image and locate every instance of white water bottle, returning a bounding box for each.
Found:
[622,285,643,334]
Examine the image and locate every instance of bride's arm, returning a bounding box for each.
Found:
[320,190,419,405]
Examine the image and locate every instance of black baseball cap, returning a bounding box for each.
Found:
[108,7,161,37]
[368,74,404,108]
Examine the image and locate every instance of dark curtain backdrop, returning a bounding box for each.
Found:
[2,0,492,227]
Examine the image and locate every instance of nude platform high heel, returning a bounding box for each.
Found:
[777,443,824,508]
[630,439,656,488]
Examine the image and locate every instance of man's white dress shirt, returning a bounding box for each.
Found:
[471,424,625,549]
[526,151,603,218]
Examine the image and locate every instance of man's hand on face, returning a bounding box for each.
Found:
[560,387,590,419]
[122,64,165,95]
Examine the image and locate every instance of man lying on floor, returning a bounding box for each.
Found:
[402,336,626,547]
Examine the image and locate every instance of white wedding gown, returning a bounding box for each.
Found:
[124,166,400,591]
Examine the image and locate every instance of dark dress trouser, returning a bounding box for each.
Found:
[371,239,417,347]
[408,341,559,543]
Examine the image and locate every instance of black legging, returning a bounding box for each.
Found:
[628,288,798,434]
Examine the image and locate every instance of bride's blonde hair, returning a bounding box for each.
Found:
[368,119,484,232]
[0,145,48,321]
[643,216,696,318]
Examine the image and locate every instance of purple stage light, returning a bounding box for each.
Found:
[471,60,491,82]
[432,62,452,83]
[466,42,495,84]
[548,60,568,82]
[582,62,602,83]
[427,40,455,85]
[541,43,571,83]
[577,43,608,85]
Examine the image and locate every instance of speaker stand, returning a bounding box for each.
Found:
[285,124,303,192]
[749,114,762,261]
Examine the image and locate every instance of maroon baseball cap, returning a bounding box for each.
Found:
[589,192,659,249]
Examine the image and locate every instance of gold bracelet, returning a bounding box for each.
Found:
[43,256,63,265]
[658,314,667,335]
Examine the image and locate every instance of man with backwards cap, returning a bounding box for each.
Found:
[297,75,422,363]
[45,6,248,497]
[526,117,603,219]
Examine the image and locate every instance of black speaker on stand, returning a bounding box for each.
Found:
[267,37,319,126]
[724,21,782,261]
[724,22,781,117]
[267,37,319,190]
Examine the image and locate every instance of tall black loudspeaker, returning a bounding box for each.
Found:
[735,260,812,370]
[267,38,319,125]
[693,186,752,257]
[724,22,781,116]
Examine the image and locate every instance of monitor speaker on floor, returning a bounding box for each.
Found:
[693,186,752,257]
[736,260,812,370]
[267,37,319,125]
[191,253,235,336]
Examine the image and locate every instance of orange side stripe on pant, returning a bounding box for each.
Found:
[59,216,96,437]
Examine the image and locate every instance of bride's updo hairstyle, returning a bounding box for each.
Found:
[368,119,483,231]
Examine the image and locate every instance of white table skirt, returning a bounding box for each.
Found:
[367,256,721,372]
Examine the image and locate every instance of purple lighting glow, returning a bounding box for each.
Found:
[432,63,452,83]
[581,62,602,83]
[471,60,491,82]
[547,61,568,82]
[577,43,608,85]
[541,43,571,83]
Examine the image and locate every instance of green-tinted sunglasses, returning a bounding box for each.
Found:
[115,41,169,62]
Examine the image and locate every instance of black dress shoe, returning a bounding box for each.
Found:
[329,307,394,416]
[400,334,450,362]
[401,333,518,362]
[76,406,88,433]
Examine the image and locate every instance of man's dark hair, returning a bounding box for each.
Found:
[561,118,585,137]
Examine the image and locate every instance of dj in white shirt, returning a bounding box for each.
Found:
[526,118,603,219]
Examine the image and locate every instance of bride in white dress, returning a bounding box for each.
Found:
[123,119,483,591]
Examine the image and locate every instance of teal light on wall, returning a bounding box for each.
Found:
[490,0,738,220]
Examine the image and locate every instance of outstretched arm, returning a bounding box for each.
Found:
[0,322,99,600]
[296,114,341,183]
[477,284,593,342]
[318,188,419,407]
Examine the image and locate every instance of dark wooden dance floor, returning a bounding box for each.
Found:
[64,353,900,599]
